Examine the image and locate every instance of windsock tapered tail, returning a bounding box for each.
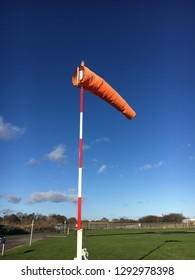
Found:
[72,65,136,120]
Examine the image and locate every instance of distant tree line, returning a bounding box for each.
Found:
[0,213,77,235]
[138,213,186,223]
[97,213,186,224]
[0,212,186,231]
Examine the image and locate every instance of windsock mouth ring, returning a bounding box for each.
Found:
[73,65,85,87]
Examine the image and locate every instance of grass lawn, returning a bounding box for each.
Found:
[1,229,195,260]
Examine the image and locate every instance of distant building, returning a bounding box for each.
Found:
[182,218,195,225]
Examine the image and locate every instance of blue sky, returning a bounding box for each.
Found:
[0,0,194,220]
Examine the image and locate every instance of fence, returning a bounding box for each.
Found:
[2,221,194,235]
[79,221,195,230]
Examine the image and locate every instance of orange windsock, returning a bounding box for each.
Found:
[72,64,136,120]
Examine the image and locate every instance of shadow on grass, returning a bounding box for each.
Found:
[139,240,182,260]
[86,231,157,238]
[24,249,35,254]
[85,230,195,238]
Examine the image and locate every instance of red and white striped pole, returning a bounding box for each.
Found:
[76,62,84,260]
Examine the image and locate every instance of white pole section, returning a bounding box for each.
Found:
[29,218,34,246]
[2,243,5,256]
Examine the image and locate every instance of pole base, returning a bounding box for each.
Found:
[74,248,89,260]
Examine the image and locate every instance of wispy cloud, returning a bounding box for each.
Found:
[97,164,107,174]
[0,116,25,140]
[186,143,192,148]
[46,144,66,163]
[153,161,165,168]
[81,137,110,151]
[27,191,77,204]
[189,156,194,162]
[136,200,145,204]
[181,143,192,149]
[0,194,22,204]
[92,158,98,166]
[139,164,152,171]
[27,144,66,167]
[27,158,40,167]
[94,137,110,144]
[139,160,165,172]
[77,137,110,153]
[83,144,90,151]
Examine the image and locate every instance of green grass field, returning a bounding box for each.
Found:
[1,229,195,260]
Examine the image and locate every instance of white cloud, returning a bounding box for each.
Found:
[46,144,66,162]
[92,158,98,166]
[94,137,110,144]
[83,144,90,151]
[27,158,40,166]
[0,116,25,140]
[0,194,22,204]
[139,161,165,172]
[139,164,152,171]
[186,144,192,148]
[27,144,67,167]
[181,143,192,149]
[189,156,194,162]
[153,160,165,168]
[27,191,77,204]
[97,164,107,174]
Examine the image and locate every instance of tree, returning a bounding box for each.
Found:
[139,215,160,223]
[16,212,25,219]
[67,217,77,224]
[4,214,20,224]
[161,213,185,223]
[100,217,109,222]
[118,217,131,223]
